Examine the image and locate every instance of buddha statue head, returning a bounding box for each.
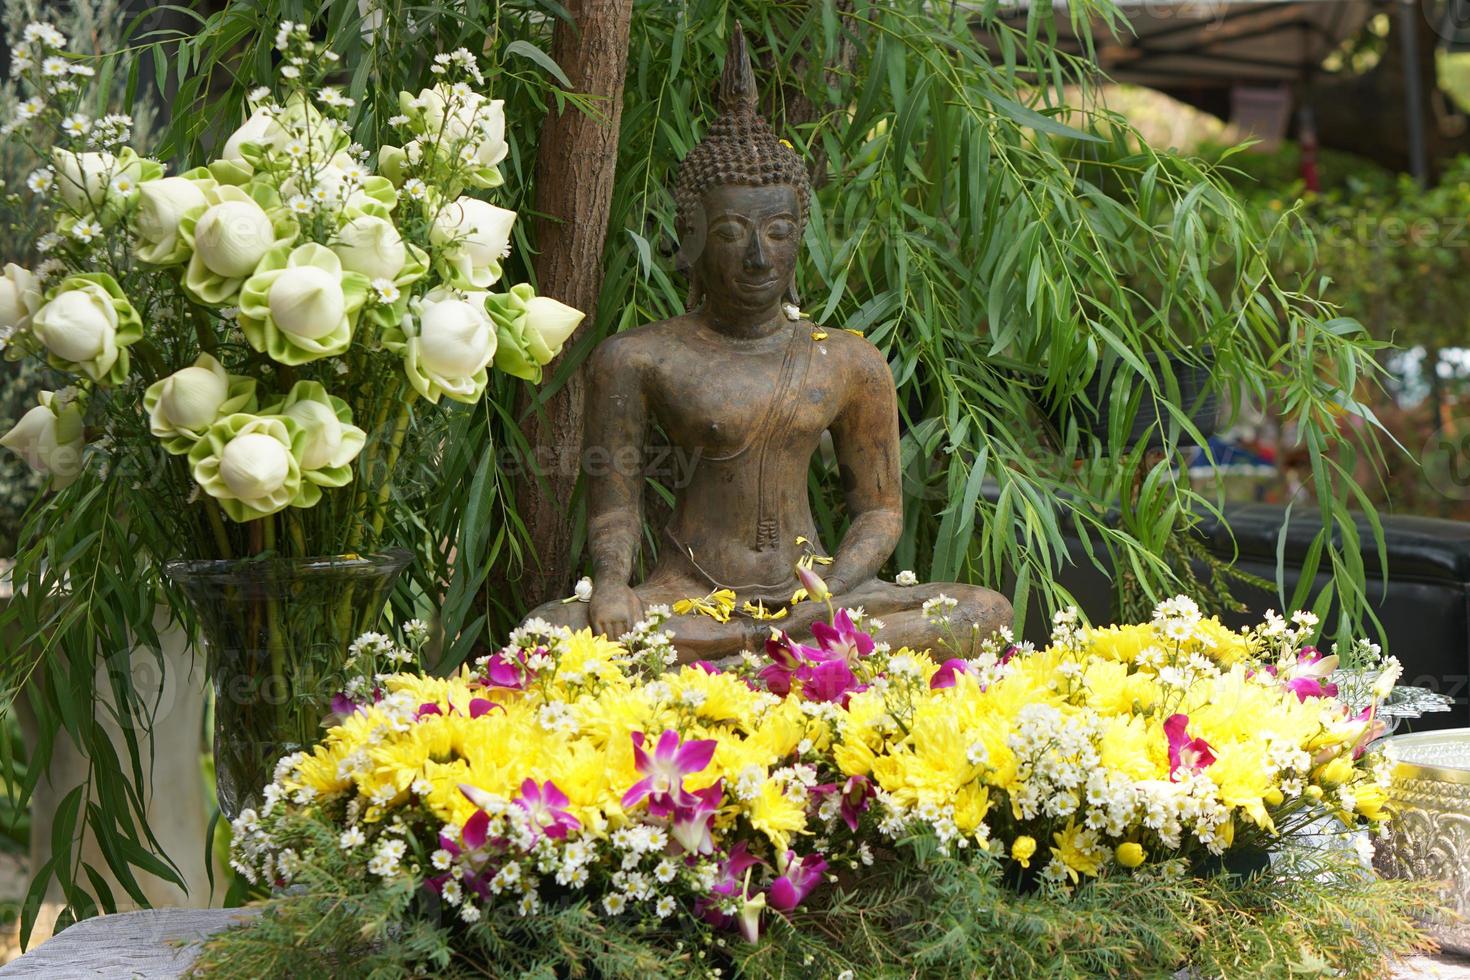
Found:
[673,24,812,318]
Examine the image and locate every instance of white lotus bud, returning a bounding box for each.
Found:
[267,266,346,340]
[418,294,494,378]
[156,361,230,431]
[573,577,594,602]
[430,197,515,273]
[0,402,82,487]
[524,295,583,354]
[222,107,283,161]
[51,148,135,210]
[0,263,40,333]
[32,288,117,362]
[474,100,507,167]
[194,199,275,278]
[333,215,406,281]
[283,397,345,470]
[137,177,208,250]
[219,432,291,500]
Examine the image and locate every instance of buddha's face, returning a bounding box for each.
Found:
[690,183,800,318]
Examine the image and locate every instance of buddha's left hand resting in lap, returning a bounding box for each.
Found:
[527,26,1010,662]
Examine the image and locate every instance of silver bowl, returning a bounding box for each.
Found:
[1374,728,1470,952]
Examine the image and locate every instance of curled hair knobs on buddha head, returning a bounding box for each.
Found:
[673,22,811,311]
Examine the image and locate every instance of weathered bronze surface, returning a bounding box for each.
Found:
[527,25,1010,660]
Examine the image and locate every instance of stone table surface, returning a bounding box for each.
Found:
[0,909,257,979]
[0,907,1466,977]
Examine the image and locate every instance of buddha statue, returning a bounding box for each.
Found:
[526,25,1011,661]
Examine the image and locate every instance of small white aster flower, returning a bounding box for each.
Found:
[42,55,69,77]
[339,826,366,848]
[61,113,90,136]
[283,139,306,158]
[111,174,135,194]
[280,64,301,79]
[287,194,312,214]
[17,98,45,121]
[71,220,103,242]
[371,278,400,303]
[26,168,53,193]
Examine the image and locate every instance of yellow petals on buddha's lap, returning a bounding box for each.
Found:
[673,588,738,623]
[742,600,788,621]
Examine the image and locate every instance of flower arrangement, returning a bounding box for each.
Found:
[210,596,1421,976]
[0,21,580,542]
[0,20,586,816]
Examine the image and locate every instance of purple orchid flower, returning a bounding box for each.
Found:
[482,648,528,689]
[691,660,722,674]
[698,842,763,931]
[1285,676,1339,702]
[671,780,723,855]
[469,697,500,718]
[515,778,580,840]
[415,702,443,719]
[1164,713,1216,781]
[841,775,871,831]
[329,692,363,718]
[759,632,820,695]
[768,850,828,912]
[796,656,865,706]
[929,658,969,690]
[622,730,718,817]
[811,608,876,665]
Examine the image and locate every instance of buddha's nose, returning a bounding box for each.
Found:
[743,233,770,273]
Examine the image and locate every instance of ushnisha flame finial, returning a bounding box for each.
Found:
[716,22,759,118]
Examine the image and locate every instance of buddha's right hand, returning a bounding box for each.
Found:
[590,583,643,641]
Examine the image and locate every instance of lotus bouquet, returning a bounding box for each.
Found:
[1,20,579,527]
[0,20,583,815]
[214,596,1408,976]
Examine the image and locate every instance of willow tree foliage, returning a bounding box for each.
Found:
[1,0,1391,929]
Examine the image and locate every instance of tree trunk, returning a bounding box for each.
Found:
[1308,8,1470,179]
[514,0,634,609]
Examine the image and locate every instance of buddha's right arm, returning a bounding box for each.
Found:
[585,339,647,587]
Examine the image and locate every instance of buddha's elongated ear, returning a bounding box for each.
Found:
[785,279,800,309]
[675,205,708,311]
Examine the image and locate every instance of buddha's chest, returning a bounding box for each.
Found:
[648,343,843,459]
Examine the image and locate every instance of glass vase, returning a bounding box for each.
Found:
[165,549,412,819]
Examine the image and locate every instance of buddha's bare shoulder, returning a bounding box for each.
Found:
[589,315,696,370]
[819,327,893,381]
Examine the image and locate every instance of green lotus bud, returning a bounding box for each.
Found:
[0,263,41,335]
[51,148,139,210]
[221,106,283,161]
[268,265,345,340]
[137,177,208,256]
[0,391,85,490]
[194,199,275,278]
[157,360,229,431]
[430,197,515,289]
[419,293,495,378]
[284,396,346,471]
[218,431,292,500]
[33,288,115,362]
[333,215,406,281]
[523,295,583,359]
